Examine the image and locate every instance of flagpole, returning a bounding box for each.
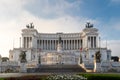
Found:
[99,36,101,53]
[99,37,101,48]
[106,39,107,49]
[13,38,15,49]
[99,37,101,49]
[20,37,21,48]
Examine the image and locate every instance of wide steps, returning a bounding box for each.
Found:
[27,65,86,73]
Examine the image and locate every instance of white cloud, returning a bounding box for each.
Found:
[108,40,120,56]
[112,21,120,30]
[0,0,119,59]
[101,40,120,57]
[0,0,100,57]
[110,0,120,5]
[24,0,82,18]
[0,0,24,20]
[111,0,120,3]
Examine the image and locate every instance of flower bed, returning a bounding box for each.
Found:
[46,74,87,80]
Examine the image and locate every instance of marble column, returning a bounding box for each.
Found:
[74,40,75,50]
[30,37,32,48]
[55,40,56,50]
[53,40,54,50]
[71,40,73,50]
[93,36,94,48]
[25,37,26,48]
[27,37,28,48]
[69,40,71,50]
[70,40,72,50]
[44,40,46,50]
[46,40,48,50]
[49,40,52,50]
[77,39,78,50]
[24,37,26,48]
[91,36,93,48]
[78,40,79,49]
[63,40,64,50]
[68,40,70,50]
[41,40,43,50]
[89,36,90,48]
[94,36,96,48]
[66,40,67,50]
[43,40,45,50]
[37,39,39,49]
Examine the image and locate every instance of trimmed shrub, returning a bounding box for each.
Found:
[79,73,120,80]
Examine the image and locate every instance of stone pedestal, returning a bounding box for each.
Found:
[94,62,101,72]
[57,43,63,52]
[20,63,27,73]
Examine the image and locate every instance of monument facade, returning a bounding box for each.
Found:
[9,22,112,72]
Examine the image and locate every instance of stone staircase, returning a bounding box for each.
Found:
[27,64,86,73]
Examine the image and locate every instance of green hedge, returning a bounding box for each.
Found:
[79,73,120,80]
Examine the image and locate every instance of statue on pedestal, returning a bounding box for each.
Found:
[85,22,93,28]
[19,51,27,63]
[19,51,27,72]
[58,36,62,44]
[26,23,34,29]
[57,36,63,52]
[95,51,101,63]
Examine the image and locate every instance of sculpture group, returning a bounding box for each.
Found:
[19,51,27,63]
[95,51,101,63]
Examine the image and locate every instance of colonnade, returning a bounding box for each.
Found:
[88,36,96,48]
[23,37,32,48]
[37,39,83,50]
[23,36,97,50]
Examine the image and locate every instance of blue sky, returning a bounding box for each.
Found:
[0,0,120,57]
[24,0,120,40]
